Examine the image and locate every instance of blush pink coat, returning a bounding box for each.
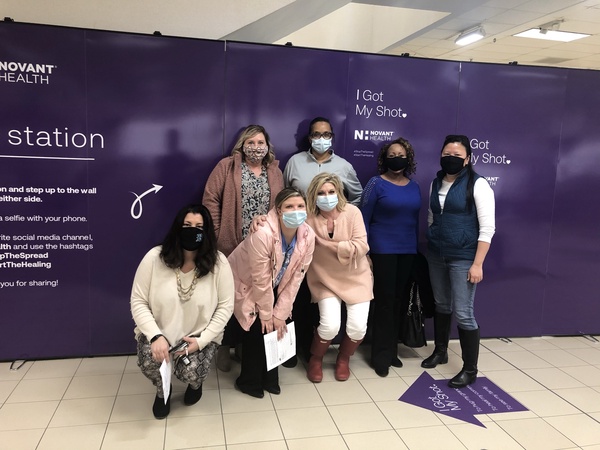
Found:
[228,209,315,331]
[306,204,373,304]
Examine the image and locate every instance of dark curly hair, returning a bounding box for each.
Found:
[377,137,416,176]
[159,204,219,277]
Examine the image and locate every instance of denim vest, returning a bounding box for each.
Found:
[427,168,480,260]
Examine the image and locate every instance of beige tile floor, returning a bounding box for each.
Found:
[1,336,600,450]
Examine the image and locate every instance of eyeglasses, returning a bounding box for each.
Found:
[310,131,334,140]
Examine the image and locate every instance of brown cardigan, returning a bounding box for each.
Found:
[203,153,284,256]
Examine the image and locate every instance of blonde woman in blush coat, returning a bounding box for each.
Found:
[304,173,373,383]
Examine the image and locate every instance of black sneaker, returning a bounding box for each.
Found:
[184,384,203,406]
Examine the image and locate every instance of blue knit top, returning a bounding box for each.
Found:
[360,176,421,254]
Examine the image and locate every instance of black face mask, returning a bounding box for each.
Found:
[440,155,465,175]
[180,227,204,251]
[385,156,409,172]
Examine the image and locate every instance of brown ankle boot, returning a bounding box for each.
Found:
[307,332,331,383]
[335,334,363,381]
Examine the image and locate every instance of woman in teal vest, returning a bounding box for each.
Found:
[422,135,495,388]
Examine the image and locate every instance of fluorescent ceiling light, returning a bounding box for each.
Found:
[514,28,589,42]
[455,26,485,46]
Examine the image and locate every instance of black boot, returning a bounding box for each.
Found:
[421,313,452,368]
[152,386,171,419]
[448,327,480,388]
[184,383,203,405]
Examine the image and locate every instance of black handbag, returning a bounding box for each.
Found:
[412,252,435,318]
[400,281,427,348]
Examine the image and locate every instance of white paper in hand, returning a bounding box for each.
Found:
[159,359,172,404]
[264,321,296,371]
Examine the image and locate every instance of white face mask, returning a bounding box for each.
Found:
[311,138,332,154]
[316,194,338,212]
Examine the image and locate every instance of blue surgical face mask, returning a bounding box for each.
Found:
[311,138,332,154]
[281,210,307,229]
[316,194,338,212]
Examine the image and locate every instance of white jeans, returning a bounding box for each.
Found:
[316,296,370,341]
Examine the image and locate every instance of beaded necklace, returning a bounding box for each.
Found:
[175,268,199,303]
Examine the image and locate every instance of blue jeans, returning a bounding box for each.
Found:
[427,252,478,330]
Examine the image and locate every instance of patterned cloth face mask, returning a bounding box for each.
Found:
[243,146,268,164]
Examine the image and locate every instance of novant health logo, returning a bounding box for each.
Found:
[354,129,395,141]
[0,61,57,85]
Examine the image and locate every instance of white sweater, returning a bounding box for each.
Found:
[130,246,234,350]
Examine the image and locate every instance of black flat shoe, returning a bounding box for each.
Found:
[282,355,297,368]
[264,384,281,395]
[391,357,403,368]
[184,384,203,405]
[375,366,389,377]
[152,390,171,419]
[235,381,264,399]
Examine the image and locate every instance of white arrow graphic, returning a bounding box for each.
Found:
[130,184,163,219]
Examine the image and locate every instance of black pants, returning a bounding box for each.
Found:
[293,278,320,359]
[369,253,415,369]
[236,291,280,392]
[221,315,243,347]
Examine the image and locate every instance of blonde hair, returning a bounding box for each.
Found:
[306,172,347,215]
[230,124,275,166]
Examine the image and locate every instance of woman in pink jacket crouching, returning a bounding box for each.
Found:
[228,187,315,398]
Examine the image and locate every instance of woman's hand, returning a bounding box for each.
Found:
[171,336,199,357]
[250,215,268,234]
[273,317,288,340]
[468,263,483,284]
[261,318,274,335]
[151,336,170,363]
[182,336,199,353]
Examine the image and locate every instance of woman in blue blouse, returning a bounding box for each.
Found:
[360,137,421,377]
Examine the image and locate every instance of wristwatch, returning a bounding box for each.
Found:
[150,334,163,343]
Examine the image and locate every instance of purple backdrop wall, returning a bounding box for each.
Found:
[544,69,600,335]
[1,22,598,360]
[456,63,568,337]
[223,42,350,165]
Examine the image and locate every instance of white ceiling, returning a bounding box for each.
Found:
[3,0,600,70]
